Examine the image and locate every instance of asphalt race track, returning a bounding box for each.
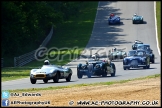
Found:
[2,1,161,90]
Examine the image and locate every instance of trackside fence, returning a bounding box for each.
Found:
[14,26,53,67]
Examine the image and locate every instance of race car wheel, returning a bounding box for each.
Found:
[151,57,155,63]
[141,19,143,24]
[77,71,83,79]
[53,73,59,83]
[43,79,48,83]
[147,64,150,69]
[30,78,37,84]
[102,69,107,77]
[66,74,72,82]
[123,67,129,70]
[123,67,126,70]
[143,66,147,69]
[111,63,116,77]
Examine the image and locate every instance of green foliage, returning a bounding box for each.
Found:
[1,1,84,66]
[156,1,161,51]
[1,1,98,81]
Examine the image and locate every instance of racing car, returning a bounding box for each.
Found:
[137,44,155,63]
[77,54,116,78]
[108,13,120,25]
[132,13,144,24]
[132,40,143,50]
[30,64,73,84]
[123,50,150,70]
[108,47,127,61]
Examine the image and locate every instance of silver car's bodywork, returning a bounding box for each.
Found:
[108,48,127,61]
[132,14,143,24]
[30,65,72,84]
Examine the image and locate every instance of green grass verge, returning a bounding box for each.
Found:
[1,2,98,82]
[156,1,161,51]
[6,74,160,92]
[1,67,32,82]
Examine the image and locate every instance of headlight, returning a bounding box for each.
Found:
[141,58,146,62]
[123,58,127,63]
[96,65,100,68]
[30,69,36,74]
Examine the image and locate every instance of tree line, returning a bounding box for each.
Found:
[1,1,83,58]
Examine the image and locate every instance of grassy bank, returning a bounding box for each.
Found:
[1,2,98,82]
[156,1,161,51]
[6,74,160,92]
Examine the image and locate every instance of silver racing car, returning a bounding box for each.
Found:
[30,64,73,84]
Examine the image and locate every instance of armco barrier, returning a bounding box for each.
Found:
[14,26,53,67]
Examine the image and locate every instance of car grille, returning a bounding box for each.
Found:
[130,60,138,65]
[35,74,46,78]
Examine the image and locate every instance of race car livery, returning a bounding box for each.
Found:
[30,65,72,84]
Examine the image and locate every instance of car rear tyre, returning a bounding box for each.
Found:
[132,21,134,24]
[102,69,107,77]
[111,64,116,77]
[43,79,48,83]
[66,74,72,82]
[143,66,147,69]
[30,78,37,84]
[53,73,59,83]
[147,64,150,69]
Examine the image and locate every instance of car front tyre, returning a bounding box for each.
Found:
[30,78,37,84]
[66,74,72,82]
[123,67,126,70]
[152,57,155,63]
[77,71,83,79]
[53,73,59,83]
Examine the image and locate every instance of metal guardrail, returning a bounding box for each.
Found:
[14,26,53,67]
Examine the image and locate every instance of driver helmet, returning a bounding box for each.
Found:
[92,54,98,60]
[134,13,137,16]
[44,60,50,65]
[105,59,111,65]
[113,47,117,52]
[86,61,88,65]
[110,13,114,16]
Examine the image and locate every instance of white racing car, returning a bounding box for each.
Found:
[30,65,73,84]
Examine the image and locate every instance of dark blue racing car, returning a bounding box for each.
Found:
[77,58,116,78]
[137,44,155,63]
[123,50,150,70]
[108,13,120,25]
[132,40,143,50]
